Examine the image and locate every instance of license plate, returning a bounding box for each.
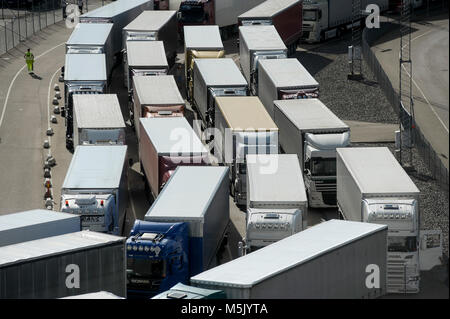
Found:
[81,215,103,223]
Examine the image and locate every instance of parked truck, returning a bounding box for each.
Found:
[191,219,387,298]
[183,25,225,101]
[258,58,319,117]
[213,96,279,206]
[61,145,128,236]
[178,0,266,38]
[192,58,248,129]
[0,210,80,247]
[66,23,115,78]
[244,154,308,252]
[336,147,442,294]
[73,94,126,146]
[302,0,389,43]
[80,0,154,56]
[238,0,303,55]
[152,283,226,299]
[239,25,288,95]
[64,53,108,152]
[139,117,209,198]
[122,10,178,66]
[0,231,127,299]
[124,41,169,90]
[274,99,350,208]
[132,75,185,130]
[125,166,229,298]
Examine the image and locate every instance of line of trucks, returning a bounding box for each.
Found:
[1,0,443,300]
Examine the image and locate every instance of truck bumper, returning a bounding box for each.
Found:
[308,190,337,208]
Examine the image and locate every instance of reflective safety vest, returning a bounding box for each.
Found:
[25,52,34,62]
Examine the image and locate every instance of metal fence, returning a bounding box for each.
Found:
[362,18,449,193]
[0,0,112,55]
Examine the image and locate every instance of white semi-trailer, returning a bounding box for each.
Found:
[0,231,126,299]
[192,58,248,129]
[0,210,80,247]
[61,145,128,235]
[123,10,178,66]
[274,99,350,208]
[258,58,319,117]
[244,154,308,252]
[64,53,108,152]
[302,0,389,43]
[337,147,442,294]
[66,23,115,78]
[191,219,387,299]
[239,25,287,95]
[80,0,154,55]
[73,94,126,146]
[124,41,169,90]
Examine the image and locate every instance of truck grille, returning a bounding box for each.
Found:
[303,25,313,32]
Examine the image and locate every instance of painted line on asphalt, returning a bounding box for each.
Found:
[0,42,65,131]
[400,29,449,133]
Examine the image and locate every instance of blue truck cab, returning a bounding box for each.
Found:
[126,220,189,298]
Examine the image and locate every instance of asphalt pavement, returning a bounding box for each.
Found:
[372,15,449,169]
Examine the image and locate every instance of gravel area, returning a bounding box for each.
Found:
[296,35,398,124]
[296,34,448,257]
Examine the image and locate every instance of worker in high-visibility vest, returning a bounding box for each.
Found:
[24,48,34,74]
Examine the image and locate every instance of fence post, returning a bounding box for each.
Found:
[39,2,42,30]
[32,0,35,34]
[18,1,21,42]
[53,0,56,24]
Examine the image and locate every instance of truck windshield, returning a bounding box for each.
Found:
[303,10,318,22]
[127,258,166,279]
[388,236,417,252]
[179,5,205,23]
[311,158,336,176]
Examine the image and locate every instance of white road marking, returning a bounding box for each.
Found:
[0,42,65,130]
[400,28,449,133]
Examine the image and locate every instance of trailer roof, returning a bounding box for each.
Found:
[73,94,125,129]
[184,26,224,50]
[239,0,300,19]
[0,231,125,268]
[66,23,113,46]
[274,99,349,131]
[246,154,307,204]
[191,220,387,288]
[80,0,151,19]
[139,117,208,155]
[337,147,420,195]
[0,210,78,233]
[133,75,184,106]
[126,41,168,68]
[62,146,127,189]
[195,59,247,87]
[64,54,107,81]
[239,25,286,50]
[145,167,228,221]
[215,97,278,131]
[62,291,124,299]
[124,10,176,31]
[259,58,319,88]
